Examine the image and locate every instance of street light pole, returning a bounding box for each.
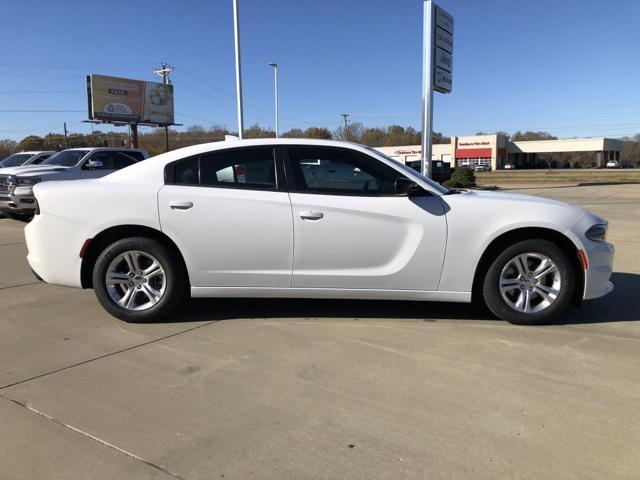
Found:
[268,63,279,137]
[232,0,244,139]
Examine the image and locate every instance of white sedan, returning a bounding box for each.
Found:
[25,139,614,325]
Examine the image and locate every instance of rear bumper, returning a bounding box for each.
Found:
[25,213,83,288]
[583,240,615,300]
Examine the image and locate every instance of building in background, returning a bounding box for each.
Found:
[375,134,624,170]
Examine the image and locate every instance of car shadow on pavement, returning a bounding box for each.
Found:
[560,272,640,324]
[165,272,639,325]
[173,297,494,324]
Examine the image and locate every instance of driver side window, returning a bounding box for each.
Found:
[287,147,398,195]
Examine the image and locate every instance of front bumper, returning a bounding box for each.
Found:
[583,240,615,300]
[0,192,37,214]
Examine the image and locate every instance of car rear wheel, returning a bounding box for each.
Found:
[92,237,187,322]
[482,239,575,325]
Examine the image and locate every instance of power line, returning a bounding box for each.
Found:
[0,90,83,94]
[0,109,85,113]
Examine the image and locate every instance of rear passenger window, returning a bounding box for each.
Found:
[172,157,199,185]
[201,148,276,189]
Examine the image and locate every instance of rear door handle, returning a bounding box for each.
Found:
[169,201,193,210]
[300,211,324,220]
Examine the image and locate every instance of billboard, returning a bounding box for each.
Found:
[87,74,174,125]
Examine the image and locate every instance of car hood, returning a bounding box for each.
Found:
[441,188,602,231]
[453,189,574,208]
[0,165,71,177]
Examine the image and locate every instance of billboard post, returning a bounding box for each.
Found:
[421,1,453,178]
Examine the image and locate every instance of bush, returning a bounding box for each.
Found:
[442,179,462,188]
[445,166,476,188]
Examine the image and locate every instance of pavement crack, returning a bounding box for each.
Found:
[0,320,220,390]
[0,281,42,290]
[0,394,186,480]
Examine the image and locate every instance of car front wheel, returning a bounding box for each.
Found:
[92,237,187,322]
[482,239,576,325]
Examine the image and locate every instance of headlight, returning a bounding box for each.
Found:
[16,177,41,185]
[585,223,608,242]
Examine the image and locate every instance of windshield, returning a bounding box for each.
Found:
[0,153,33,168]
[41,150,89,167]
[366,147,450,195]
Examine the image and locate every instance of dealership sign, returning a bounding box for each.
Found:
[421,1,454,178]
[432,5,453,93]
[87,74,175,125]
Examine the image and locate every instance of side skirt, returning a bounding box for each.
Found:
[190,287,471,303]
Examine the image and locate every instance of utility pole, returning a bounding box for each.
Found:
[267,63,279,137]
[341,113,349,141]
[154,63,174,152]
[232,0,245,139]
[63,122,68,148]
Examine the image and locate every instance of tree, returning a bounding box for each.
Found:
[304,127,332,139]
[282,128,305,138]
[0,139,17,159]
[512,131,557,141]
[334,122,364,143]
[360,127,387,147]
[16,135,45,151]
[244,124,275,139]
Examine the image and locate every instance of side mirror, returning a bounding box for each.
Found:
[395,178,426,196]
[85,159,104,170]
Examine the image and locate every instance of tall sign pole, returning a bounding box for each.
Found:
[421,0,435,178]
[232,0,245,139]
[421,0,453,178]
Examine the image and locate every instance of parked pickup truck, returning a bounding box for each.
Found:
[0,147,148,219]
[0,151,55,168]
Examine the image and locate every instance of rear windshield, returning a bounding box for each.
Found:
[41,150,89,167]
[0,153,33,168]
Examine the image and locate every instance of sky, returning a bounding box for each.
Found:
[1,0,639,141]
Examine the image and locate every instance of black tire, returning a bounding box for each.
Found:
[92,237,188,322]
[482,239,575,325]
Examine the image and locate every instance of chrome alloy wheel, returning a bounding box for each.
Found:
[105,250,166,311]
[499,252,562,314]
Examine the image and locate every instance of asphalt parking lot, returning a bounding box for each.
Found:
[1,184,639,480]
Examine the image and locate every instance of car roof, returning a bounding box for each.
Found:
[104,138,446,195]
[18,151,55,154]
[63,147,146,152]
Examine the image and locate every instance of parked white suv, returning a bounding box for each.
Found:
[0,151,55,169]
[25,139,614,325]
[0,147,148,218]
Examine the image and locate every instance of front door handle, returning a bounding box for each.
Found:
[169,201,193,210]
[300,211,324,220]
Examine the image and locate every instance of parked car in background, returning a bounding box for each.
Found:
[474,164,491,172]
[0,151,55,169]
[26,139,613,326]
[504,163,516,170]
[606,160,621,169]
[0,147,148,219]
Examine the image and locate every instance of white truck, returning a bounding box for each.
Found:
[0,147,148,219]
